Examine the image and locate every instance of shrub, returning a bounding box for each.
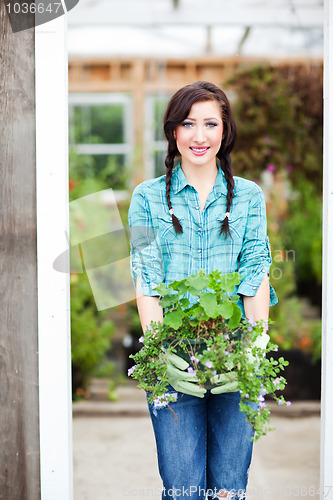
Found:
[70,272,115,399]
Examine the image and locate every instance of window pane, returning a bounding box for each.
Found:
[154,98,169,141]
[70,153,127,190]
[154,150,167,178]
[70,105,124,144]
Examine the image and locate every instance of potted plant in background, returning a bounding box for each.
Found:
[129,269,290,441]
[70,271,115,400]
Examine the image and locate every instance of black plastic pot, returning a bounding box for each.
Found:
[269,349,321,400]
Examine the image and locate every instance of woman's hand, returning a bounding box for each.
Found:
[161,348,207,398]
[210,372,239,394]
[209,328,270,394]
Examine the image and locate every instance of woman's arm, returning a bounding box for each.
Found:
[136,277,164,333]
[242,274,270,331]
[237,184,278,310]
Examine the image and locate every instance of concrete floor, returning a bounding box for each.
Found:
[73,413,320,500]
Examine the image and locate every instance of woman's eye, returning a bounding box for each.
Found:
[206,122,218,128]
[181,122,193,127]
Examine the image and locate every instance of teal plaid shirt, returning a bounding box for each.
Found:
[128,162,278,317]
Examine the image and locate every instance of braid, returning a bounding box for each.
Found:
[219,151,235,238]
[165,149,183,234]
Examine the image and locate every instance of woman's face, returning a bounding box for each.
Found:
[174,99,223,170]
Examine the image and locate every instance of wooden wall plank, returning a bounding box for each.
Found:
[0,5,40,500]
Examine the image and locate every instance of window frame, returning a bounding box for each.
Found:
[68,92,133,189]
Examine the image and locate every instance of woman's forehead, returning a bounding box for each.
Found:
[187,100,222,119]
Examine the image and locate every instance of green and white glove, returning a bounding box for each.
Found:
[161,348,207,398]
[245,331,270,366]
[210,371,239,394]
[209,331,270,395]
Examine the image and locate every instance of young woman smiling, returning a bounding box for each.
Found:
[128,81,277,500]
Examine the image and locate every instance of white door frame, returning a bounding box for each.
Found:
[320,1,333,498]
[36,15,73,500]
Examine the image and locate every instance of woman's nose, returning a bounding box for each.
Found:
[193,126,206,143]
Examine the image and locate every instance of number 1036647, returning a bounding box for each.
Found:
[5,3,63,14]
[278,486,332,497]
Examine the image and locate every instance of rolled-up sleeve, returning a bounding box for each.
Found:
[128,185,165,296]
[237,184,278,307]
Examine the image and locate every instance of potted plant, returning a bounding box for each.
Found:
[128,269,290,441]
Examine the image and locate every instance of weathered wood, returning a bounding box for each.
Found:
[68,56,323,93]
[0,5,40,500]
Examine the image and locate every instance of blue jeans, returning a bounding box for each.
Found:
[147,387,255,500]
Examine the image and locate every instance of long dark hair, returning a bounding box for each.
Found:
[163,80,237,237]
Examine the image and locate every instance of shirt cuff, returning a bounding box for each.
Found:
[131,265,162,297]
[237,269,278,308]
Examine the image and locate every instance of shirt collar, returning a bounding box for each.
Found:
[171,161,228,196]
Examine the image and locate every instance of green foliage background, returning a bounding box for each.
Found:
[70,272,115,399]
[227,63,323,359]
[69,61,323,398]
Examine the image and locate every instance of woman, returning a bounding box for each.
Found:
[128,81,277,500]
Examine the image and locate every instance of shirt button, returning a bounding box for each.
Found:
[198,249,202,253]
[196,298,200,302]
[252,286,257,290]
[198,227,202,232]
[195,205,200,210]
[262,269,266,273]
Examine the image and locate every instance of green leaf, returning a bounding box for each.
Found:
[153,283,168,295]
[179,298,191,308]
[200,293,220,318]
[219,272,242,293]
[158,295,177,308]
[216,301,234,319]
[227,303,242,329]
[168,279,189,295]
[185,272,209,294]
[163,309,185,329]
[188,305,205,319]
[209,270,222,282]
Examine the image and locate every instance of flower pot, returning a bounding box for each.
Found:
[165,337,207,361]
[269,348,321,400]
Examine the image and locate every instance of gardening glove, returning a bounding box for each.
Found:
[210,372,239,394]
[209,330,270,395]
[245,331,270,367]
[161,348,207,398]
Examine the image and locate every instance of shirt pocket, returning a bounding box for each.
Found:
[157,213,185,242]
[216,213,245,240]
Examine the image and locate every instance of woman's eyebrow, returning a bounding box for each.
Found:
[185,117,220,121]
